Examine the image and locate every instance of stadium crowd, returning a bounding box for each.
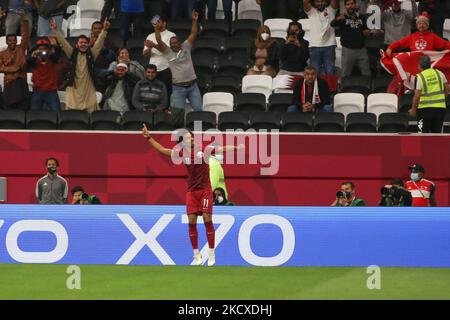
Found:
[0,0,449,133]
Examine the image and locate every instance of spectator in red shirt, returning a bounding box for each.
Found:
[27,37,61,111]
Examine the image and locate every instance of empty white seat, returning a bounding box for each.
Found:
[263,18,292,39]
[237,0,263,22]
[77,0,103,19]
[96,92,103,105]
[202,92,234,119]
[444,19,450,40]
[333,93,365,118]
[242,75,273,99]
[27,73,33,91]
[68,18,98,36]
[367,93,398,119]
[298,18,310,31]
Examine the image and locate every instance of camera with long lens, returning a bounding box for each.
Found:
[379,185,412,206]
[37,50,48,61]
[336,190,352,199]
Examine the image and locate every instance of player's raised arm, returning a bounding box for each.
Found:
[142,124,173,157]
[217,144,245,153]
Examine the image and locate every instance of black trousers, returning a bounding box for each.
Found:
[417,108,446,133]
[260,0,299,21]
[157,67,173,99]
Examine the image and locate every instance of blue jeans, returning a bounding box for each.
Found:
[287,104,333,112]
[171,0,196,19]
[309,46,336,75]
[37,15,63,37]
[171,82,203,111]
[31,91,61,112]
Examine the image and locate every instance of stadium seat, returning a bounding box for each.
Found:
[237,0,263,22]
[335,36,342,69]
[367,93,398,118]
[333,93,365,118]
[58,110,90,130]
[196,74,211,95]
[263,18,292,39]
[210,75,241,96]
[378,113,408,133]
[122,110,153,131]
[192,54,218,81]
[26,111,58,130]
[372,74,393,93]
[298,18,310,40]
[186,111,217,131]
[340,75,372,96]
[241,75,273,100]
[213,0,236,20]
[218,111,249,130]
[314,112,345,132]
[399,93,413,113]
[224,37,251,58]
[90,111,122,130]
[153,111,183,131]
[199,20,229,38]
[250,112,280,131]
[231,19,260,39]
[216,56,248,81]
[346,112,377,133]
[77,0,102,19]
[443,111,450,133]
[202,92,234,119]
[281,112,313,132]
[0,109,26,129]
[443,19,450,40]
[192,38,223,57]
[169,20,192,42]
[268,93,293,113]
[235,93,266,113]
[68,18,98,37]
[407,114,418,133]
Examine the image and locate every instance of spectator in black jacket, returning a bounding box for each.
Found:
[278,22,309,76]
[288,66,332,113]
[132,64,168,111]
[330,0,371,77]
[101,63,140,114]
[249,25,280,72]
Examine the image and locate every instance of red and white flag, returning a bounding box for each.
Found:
[380,50,450,90]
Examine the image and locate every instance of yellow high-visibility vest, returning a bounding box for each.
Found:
[417,68,447,109]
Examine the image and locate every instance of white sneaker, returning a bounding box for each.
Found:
[207,255,216,266]
[193,252,203,266]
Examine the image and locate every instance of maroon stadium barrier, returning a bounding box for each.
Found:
[0,131,449,206]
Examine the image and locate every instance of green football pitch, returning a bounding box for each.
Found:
[1,264,450,300]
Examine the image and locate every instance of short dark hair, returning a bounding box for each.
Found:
[77,35,89,42]
[6,34,17,41]
[71,186,85,195]
[117,47,128,55]
[391,178,404,187]
[341,181,355,189]
[304,65,317,73]
[45,157,59,166]
[287,21,302,33]
[145,64,157,71]
[91,21,102,29]
[419,55,431,70]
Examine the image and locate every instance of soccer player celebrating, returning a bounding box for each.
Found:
[142,124,244,266]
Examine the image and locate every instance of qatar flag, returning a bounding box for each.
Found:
[380,50,450,90]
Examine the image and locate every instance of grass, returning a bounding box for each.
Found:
[1,264,450,300]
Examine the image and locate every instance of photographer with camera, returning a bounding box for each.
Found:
[71,186,101,205]
[278,21,309,76]
[331,181,366,206]
[27,37,61,111]
[379,178,413,206]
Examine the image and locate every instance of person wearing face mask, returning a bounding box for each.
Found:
[213,188,234,206]
[35,157,68,204]
[249,25,280,73]
[405,164,436,207]
[331,181,366,206]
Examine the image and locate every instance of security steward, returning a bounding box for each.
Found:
[410,55,449,133]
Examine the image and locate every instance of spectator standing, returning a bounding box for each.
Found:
[382,0,418,47]
[0,0,33,36]
[132,64,168,112]
[143,15,175,98]
[53,18,110,113]
[409,55,448,133]
[278,22,309,76]
[249,25,280,72]
[288,66,332,113]
[28,38,61,111]
[197,0,233,29]
[363,0,385,75]
[331,0,371,77]
[405,164,437,206]
[35,157,68,204]
[154,10,203,113]
[101,62,140,114]
[109,47,145,80]
[171,0,197,20]
[34,0,67,37]
[303,0,338,92]
[119,0,145,46]
[0,13,29,110]
[101,0,120,21]
[418,0,445,38]
[90,20,117,74]
[256,0,300,22]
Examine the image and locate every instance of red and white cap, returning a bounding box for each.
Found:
[416,12,430,26]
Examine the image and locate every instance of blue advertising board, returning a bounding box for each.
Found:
[0,205,449,267]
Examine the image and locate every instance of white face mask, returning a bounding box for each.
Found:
[411,173,420,182]
[261,33,270,41]
[217,196,224,204]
